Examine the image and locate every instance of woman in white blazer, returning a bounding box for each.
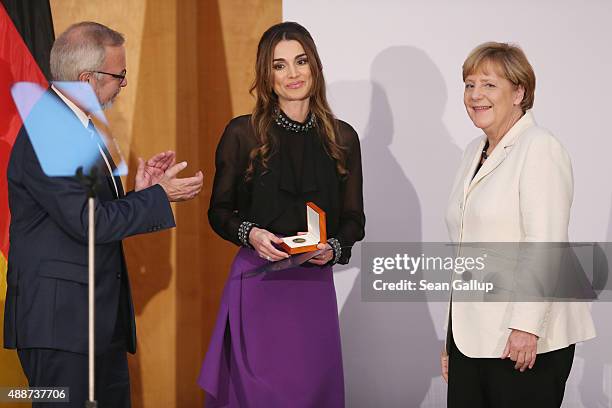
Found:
[442,42,595,408]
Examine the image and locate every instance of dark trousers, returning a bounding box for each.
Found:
[17,280,131,408]
[17,337,130,408]
[447,332,575,408]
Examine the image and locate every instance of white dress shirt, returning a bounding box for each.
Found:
[51,84,119,197]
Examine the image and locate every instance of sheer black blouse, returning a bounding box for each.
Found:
[208,114,365,264]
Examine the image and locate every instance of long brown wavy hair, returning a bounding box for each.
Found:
[246,21,347,180]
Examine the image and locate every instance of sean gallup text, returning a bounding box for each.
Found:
[372,279,494,293]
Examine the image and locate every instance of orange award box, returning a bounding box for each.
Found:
[279,202,327,255]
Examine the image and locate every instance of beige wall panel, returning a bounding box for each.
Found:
[175,0,205,406]
[219,0,282,116]
[122,1,178,407]
[195,1,281,407]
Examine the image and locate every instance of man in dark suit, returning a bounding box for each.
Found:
[3,21,203,407]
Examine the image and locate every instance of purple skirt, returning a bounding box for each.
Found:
[198,247,344,407]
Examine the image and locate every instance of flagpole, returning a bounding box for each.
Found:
[77,167,98,408]
[87,195,96,407]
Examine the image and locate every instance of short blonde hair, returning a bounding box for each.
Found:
[462,42,535,112]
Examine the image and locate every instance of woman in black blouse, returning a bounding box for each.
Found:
[197,22,364,407]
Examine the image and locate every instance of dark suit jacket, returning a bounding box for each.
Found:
[3,90,175,355]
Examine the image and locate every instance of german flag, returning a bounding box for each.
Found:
[0,0,53,391]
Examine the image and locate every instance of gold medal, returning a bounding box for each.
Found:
[292,237,306,243]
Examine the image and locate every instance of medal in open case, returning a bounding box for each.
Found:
[279,202,327,255]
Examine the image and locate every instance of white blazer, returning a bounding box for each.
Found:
[445,111,596,358]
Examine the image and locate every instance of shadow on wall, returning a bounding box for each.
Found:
[122,153,174,407]
[329,46,461,407]
[117,1,176,403]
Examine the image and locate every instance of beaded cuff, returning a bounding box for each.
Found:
[328,238,342,265]
[238,221,258,248]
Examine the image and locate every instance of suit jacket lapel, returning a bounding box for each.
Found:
[98,141,125,198]
[465,111,537,197]
[467,141,509,193]
[115,175,125,198]
[463,137,486,199]
[90,124,124,199]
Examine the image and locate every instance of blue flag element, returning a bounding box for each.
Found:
[11,81,127,177]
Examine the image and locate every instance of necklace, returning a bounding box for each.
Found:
[274,108,315,133]
[481,140,490,161]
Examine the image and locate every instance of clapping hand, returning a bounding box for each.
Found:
[158,161,204,202]
[135,150,176,191]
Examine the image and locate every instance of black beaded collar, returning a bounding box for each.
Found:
[274,108,315,133]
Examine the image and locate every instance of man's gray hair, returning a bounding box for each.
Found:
[50,21,124,81]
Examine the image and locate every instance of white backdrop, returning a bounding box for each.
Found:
[283,1,612,406]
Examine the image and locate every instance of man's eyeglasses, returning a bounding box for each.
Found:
[92,69,127,83]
